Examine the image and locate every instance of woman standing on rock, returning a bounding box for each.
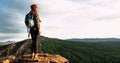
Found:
[25,4,41,58]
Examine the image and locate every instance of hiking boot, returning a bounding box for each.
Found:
[34,53,38,58]
[31,53,35,59]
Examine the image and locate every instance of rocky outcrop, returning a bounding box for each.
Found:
[0,55,15,63]
[0,54,69,63]
[19,53,69,63]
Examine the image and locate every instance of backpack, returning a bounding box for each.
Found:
[25,13,34,28]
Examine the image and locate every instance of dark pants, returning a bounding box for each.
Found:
[30,28,38,54]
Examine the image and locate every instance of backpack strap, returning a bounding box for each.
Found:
[27,28,30,38]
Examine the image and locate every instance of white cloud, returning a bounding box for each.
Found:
[0,33,28,42]
[37,0,120,39]
[1,0,120,41]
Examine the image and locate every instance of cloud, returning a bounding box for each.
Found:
[0,0,120,42]
[0,9,25,33]
[95,14,120,21]
[39,0,120,39]
[0,0,34,41]
[0,33,28,42]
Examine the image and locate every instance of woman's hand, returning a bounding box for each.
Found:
[38,31,41,36]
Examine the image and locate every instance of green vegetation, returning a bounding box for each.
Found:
[1,36,120,63]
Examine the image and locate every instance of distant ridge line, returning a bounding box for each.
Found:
[66,38,120,42]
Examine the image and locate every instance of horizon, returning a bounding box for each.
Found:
[1,36,120,42]
[0,0,120,42]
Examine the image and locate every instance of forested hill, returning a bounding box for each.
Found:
[0,36,120,63]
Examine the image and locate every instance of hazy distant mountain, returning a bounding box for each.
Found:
[67,38,120,42]
[0,41,15,45]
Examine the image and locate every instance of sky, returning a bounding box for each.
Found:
[0,0,120,42]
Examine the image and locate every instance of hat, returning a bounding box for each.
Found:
[30,4,37,10]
